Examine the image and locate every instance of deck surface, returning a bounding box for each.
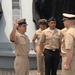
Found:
[0,69,61,75]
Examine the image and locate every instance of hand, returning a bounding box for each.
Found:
[34,48,37,53]
[41,53,44,58]
[64,63,70,70]
[14,19,18,28]
[60,52,62,56]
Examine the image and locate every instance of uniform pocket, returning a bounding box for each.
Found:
[20,42,26,45]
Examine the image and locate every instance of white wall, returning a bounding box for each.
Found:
[0,0,12,43]
[21,0,36,42]
[0,0,36,43]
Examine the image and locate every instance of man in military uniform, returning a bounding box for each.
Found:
[62,13,75,75]
[40,17,62,75]
[60,27,67,75]
[32,19,47,75]
[10,19,29,75]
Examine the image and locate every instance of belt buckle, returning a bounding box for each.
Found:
[53,49,55,51]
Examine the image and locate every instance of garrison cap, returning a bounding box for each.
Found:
[63,13,75,21]
[38,19,47,25]
[48,17,56,23]
[18,18,28,26]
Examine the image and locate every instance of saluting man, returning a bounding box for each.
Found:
[10,19,29,75]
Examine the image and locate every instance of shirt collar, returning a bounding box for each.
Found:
[47,27,57,32]
[17,32,25,37]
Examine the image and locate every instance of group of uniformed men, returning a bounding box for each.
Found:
[10,13,75,75]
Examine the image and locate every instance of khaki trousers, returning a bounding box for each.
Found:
[14,56,29,75]
[36,46,45,75]
[62,56,75,75]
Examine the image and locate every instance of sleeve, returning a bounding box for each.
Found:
[32,32,37,41]
[65,33,74,50]
[13,33,18,44]
[59,30,64,42]
[40,31,45,43]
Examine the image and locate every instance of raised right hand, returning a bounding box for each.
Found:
[14,19,18,28]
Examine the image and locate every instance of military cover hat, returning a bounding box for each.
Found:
[63,13,75,21]
[38,19,47,25]
[18,18,28,26]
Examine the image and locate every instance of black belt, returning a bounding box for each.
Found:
[45,48,59,51]
[44,48,60,56]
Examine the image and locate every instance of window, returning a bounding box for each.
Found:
[12,0,22,22]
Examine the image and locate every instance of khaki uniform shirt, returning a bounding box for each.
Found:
[61,28,67,54]
[40,27,62,49]
[14,32,29,58]
[32,28,43,46]
[65,25,75,55]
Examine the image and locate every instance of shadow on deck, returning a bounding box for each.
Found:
[0,69,61,75]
